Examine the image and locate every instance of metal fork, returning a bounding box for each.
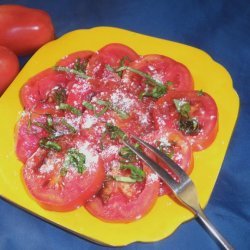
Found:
[123,135,234,250]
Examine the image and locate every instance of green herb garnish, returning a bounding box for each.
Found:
[53,88,67,105]
[107,65,168,99]
[119,143,141,162]
[82,101,95,110]
[197,89,204,96]
[32,121,56,134]
[64,148,86,174]
[113,176,138,183]
[105,64,116,73]
[73,58,88,73]
[95,100,110,117]
[179,117,199,135]
[46,114,53,127]
[54,66,90,79]
[61,118,77,133]
[105,123,127,140]
[155,140,175,159]
[120,164,145,182]
[173,99,199,135]
[83,100,129,119]
[58,103,82,116]
[140,85,167,99]
[173,99,190,118]
[39,138,62,151]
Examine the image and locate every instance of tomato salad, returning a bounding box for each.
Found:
[16,43,218,223]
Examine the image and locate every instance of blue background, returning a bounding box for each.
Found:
[0,0,250,249]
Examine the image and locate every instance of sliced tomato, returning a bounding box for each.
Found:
[66,79,95,110]
[121,54,194,97]
[85,164,159,223]
[110,89,155,136]
[86,43,139,83]
[20,68,69,110]
[15,112,49,163]
[16,107,82,163]
[153,90,218,151]
[142,128,193,195]
[56,50,94,68]
[22,135,105,211]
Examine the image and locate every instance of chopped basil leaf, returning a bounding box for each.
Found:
[105,64,116,72]
[117,56,130,77]
[73,58,88,73]
[64,148,86,174]
[82,101,95,110]
[140,85,167,99]
[39,138,62,151]
[105,123,127,140]
[46,114,53,127]
[113,176,137,183]
[87,99,129,119]
[197,89,204,96]
[58,103,82,116]
[61,118,77,133]
[173,99,190,118]
[116,66,163,86]
[54,66,90,79]
[155,140,175,159]
[112,106,129,119]
[173,99,200,135]
[120,164,145,182]
[178,117,199,135]
[119,143,141,162]
[119,56,130,67]
[95,99,110,117]
[53,88,67,105]
[32,121,56,134]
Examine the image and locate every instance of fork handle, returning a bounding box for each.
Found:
[196,208,234,250]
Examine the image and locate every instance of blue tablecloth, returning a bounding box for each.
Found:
[0,0,249,249]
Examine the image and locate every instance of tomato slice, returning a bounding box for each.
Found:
[56,50,94,68]
[153,90,218,151]
[15,112,48,163]
[15,107,82,163]
[142,128,193,195]
[20,68,69,110]
[66,80,95,110]
[108,88,155,136]
[22,135,105,211]
[121,54,194,97]
[86,43,139,83]
[85,163,159,222]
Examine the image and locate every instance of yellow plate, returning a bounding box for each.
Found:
[0,27,239,246]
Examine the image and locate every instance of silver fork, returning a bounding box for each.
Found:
[123,135,234,250]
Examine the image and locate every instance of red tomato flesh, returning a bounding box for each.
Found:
[153,90,218,151]
[87,43,139,82]
[20,69,69,110]
[22,136,105,211]
[85,165,159,223]
[143,128,193,195]
[122,54,194,97]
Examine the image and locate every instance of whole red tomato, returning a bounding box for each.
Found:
[0,5,55,55]
[0,46,19,95]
